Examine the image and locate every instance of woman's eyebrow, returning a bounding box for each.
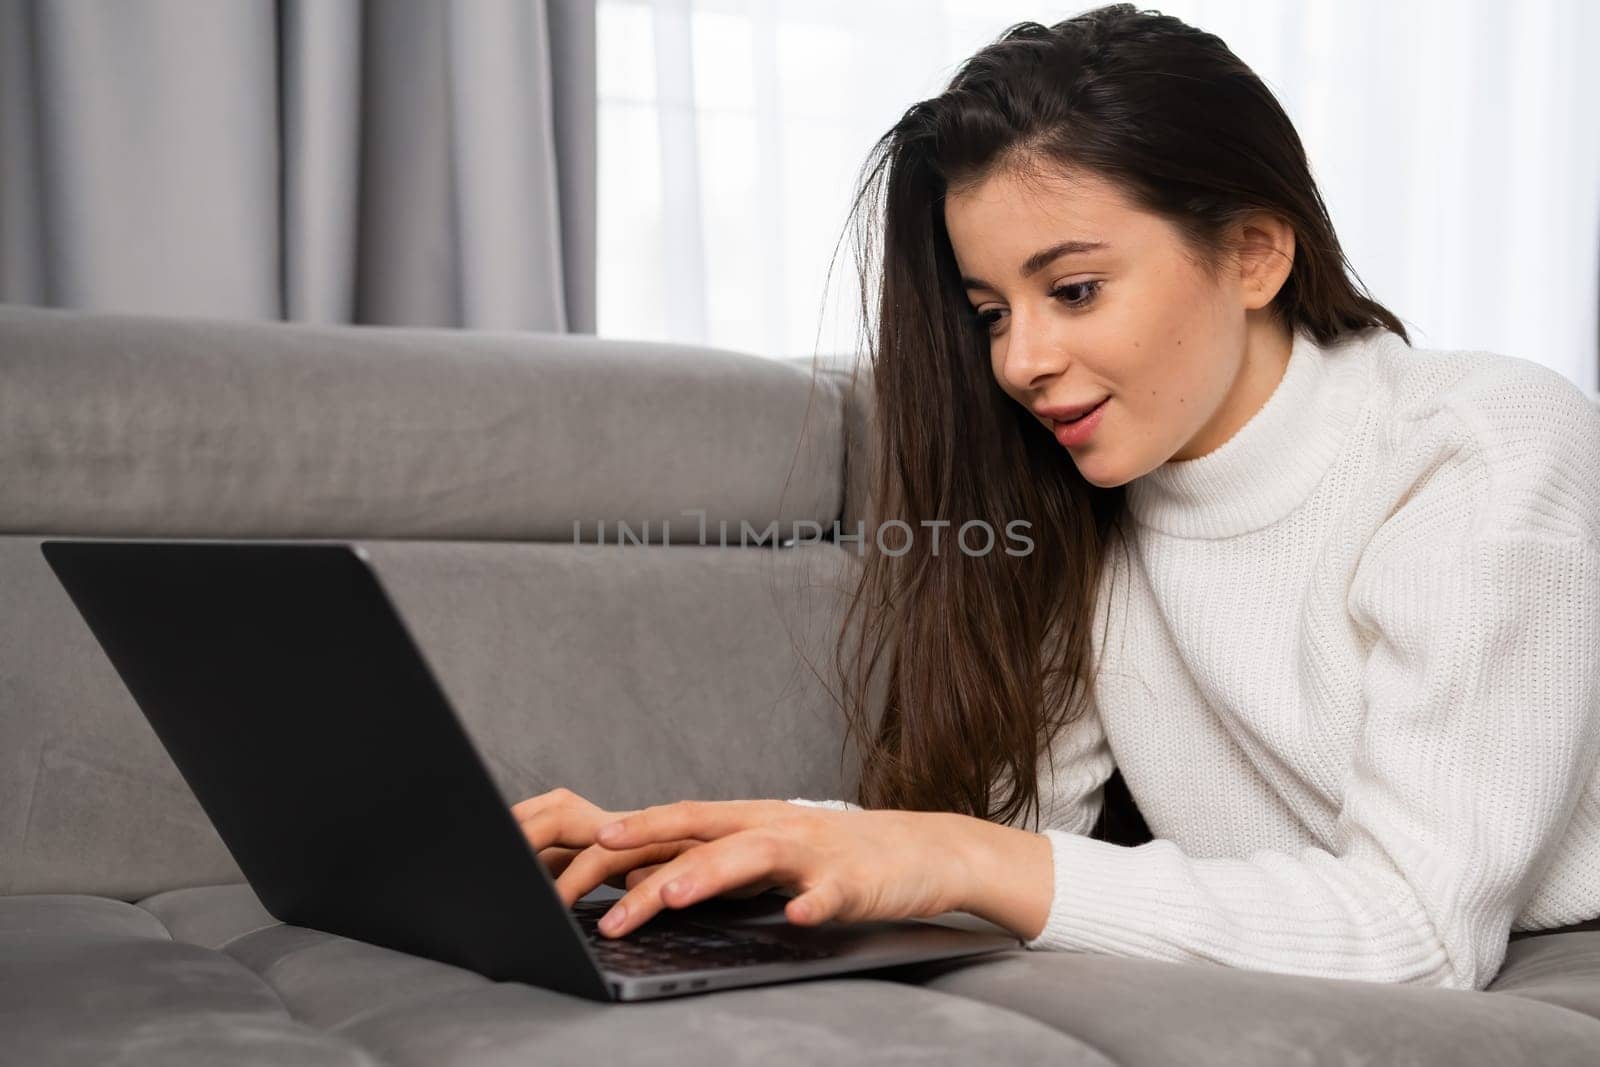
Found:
[961,239,1110,291]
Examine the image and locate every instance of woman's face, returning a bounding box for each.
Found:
[942,163,1294,488]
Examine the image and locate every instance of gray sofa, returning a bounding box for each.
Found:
[4,302,1599,1066]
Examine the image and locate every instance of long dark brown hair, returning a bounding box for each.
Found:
[807,4,1408,831]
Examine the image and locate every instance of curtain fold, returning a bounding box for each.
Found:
[0,0,597,333]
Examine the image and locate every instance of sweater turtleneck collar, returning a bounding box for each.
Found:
[1124,325,1381,539]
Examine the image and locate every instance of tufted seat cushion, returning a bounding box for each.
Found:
[10,884,1600,1066]
[880,930,1600,1067]
[0,886,1107,1066]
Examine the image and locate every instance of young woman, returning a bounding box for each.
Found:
[513,4,1600,991]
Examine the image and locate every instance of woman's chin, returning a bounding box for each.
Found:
[1071,458,1118,489]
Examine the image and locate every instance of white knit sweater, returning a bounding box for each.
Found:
[792,324,1600,991]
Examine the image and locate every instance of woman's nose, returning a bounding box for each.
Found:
[1000,321,1065,394]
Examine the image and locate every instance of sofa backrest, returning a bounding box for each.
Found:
[0,303,860,541]
[0,304,877,899]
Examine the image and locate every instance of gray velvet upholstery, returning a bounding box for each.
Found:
[0,303,848,542]
[5,302,1600,1065]
[0,535,867,899]
[1,888,1105,1065]
[895,936,1600,1066]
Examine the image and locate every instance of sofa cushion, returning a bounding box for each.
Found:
[1,536,868,899]
[17,885,1600,1066]
[1486,931,1600,1019]
[0,894,375,1066]
[0,303,851,542]
[0,886,1112,1066]
[881,937,1600,1067]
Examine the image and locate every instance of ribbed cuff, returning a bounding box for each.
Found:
[1024,829,1176,953]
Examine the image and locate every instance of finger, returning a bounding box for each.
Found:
[597,832,794,939]
[785,881,843,926]
[621,864,665,890]
[595,799,771,851]
[510,786,580,821]
[539,846,581,878]
[515,808,613,853]
[554,841,688,908]
[617,865,777,896]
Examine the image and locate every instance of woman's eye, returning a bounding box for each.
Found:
[1051,279,1103,308]
[973,280,1102,334]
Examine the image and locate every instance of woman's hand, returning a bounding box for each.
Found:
[583,800,977,938]
[510,787,794,907]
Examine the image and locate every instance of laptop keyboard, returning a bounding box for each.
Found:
[571,900,834,975]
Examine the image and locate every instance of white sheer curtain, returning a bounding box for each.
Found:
[596,0,1600,397]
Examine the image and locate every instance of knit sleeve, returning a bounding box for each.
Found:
[1027,697,1115,836]
[1022,522,1600,990]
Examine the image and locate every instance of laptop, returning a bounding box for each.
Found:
[39,538,1019,1001]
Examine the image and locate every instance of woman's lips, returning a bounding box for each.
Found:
[1051,398,1107,447]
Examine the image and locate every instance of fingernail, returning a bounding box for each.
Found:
[597,823,622,843]
[600,905,626,933]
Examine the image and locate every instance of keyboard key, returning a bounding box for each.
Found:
[580,917,834,974]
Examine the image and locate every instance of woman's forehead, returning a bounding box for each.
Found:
[947,166,1144,236]
[945,174,1156,278]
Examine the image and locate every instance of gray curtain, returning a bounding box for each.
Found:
[0,0,597,333]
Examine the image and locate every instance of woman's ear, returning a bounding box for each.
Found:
[1234,212,1296,311]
